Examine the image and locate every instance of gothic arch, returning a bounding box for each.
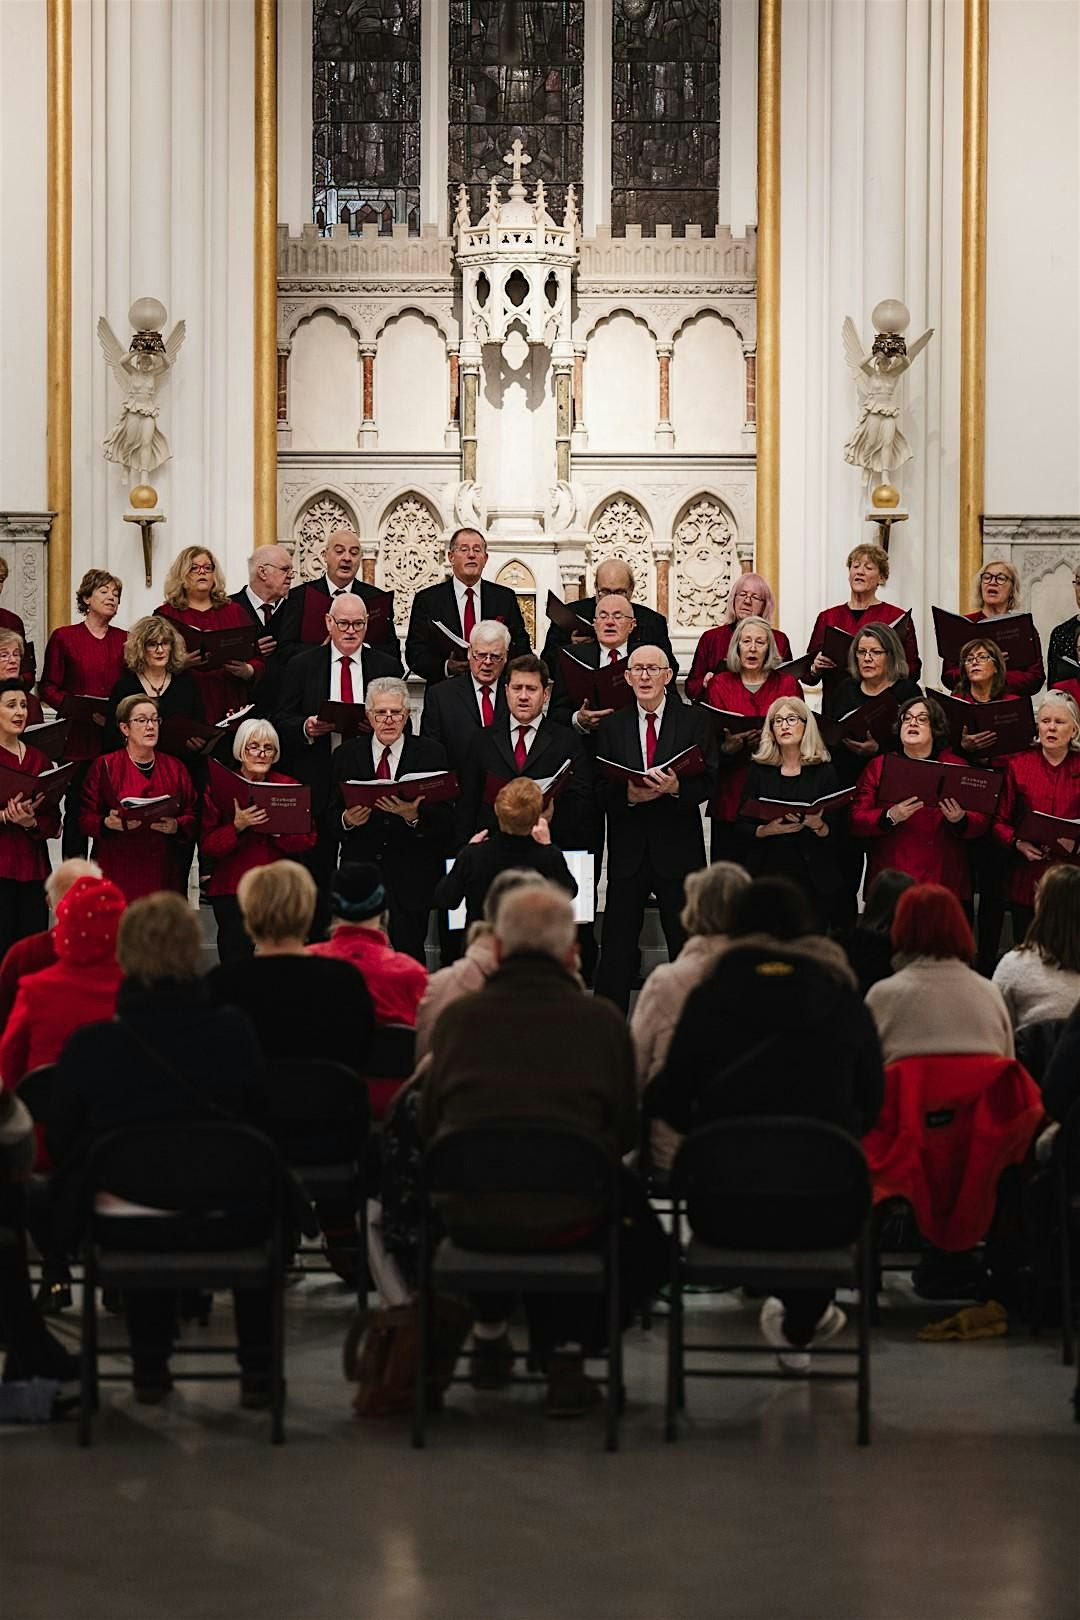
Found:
[283,302,364,347]
[671,494,740,630]
[578,304,660,345]
[373,303,453,344]
[291,490,361,581]
[378,493,446,632]
[588,494,655,608]
[670,305,748,346]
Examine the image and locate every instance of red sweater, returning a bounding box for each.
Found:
[0,956,122,1088]
[992,746,1080,908]
[0,742,61,880]
[80,748,197,900]
[308,926,426,1026]
[686,625,794,702]
[849,749,988,900]
[200,768,317,897]
[155,602,264,724]
[703,669,801,820]
[40,621,128,758]
[806,601,921,699]
[941,609,1045,696]
[0,929,55,1031]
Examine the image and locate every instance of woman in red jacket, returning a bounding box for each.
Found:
[80,694,197,901]
[994,690,1080,941]
[685,574,793,701]
[201,717,317,963]
[940,559,1045,696]
[0,634,43,726]
[806,542,921,704]
[704,616,800,863]
[39,568,127,859]
[308,860,427,1027]
[850,695,987,907]
[156,545,262,724]
[0,678,62,957]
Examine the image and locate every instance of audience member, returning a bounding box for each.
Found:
[835,868,915,996]
[0,857,101,1029]
[865,884,1014,1064]
[991,865,1080,1030]
[434,777,577,929]
[0,1087,78,1386]
[307,861,427,1027]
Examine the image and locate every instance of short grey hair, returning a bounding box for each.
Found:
[1037,690,1080,750]
[365,676,410,713]
[495,884,575,961]
[681,861,751,937]
[725,616,781,676]
[482,867,550,926]
[46,857,102,910]
[233,717,280,764]
[471,619,511,652]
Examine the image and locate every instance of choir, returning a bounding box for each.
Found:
[9,538,1079,980]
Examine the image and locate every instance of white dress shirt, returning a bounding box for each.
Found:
[637,697,667,766]
[307,651,363,749]
[373,733,407,779]
[245,586,276,623]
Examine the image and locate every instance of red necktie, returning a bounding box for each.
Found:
[463,587,476,640]
[645,711,657,769]
[514,725,529,768]
[608,648,619,665]
[480,684,494,726]
[339,656,354,704]
[375,744,392,780]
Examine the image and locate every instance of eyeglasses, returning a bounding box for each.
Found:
[264,563,293,575]
[856,647,885,658]
[329,618,366,630]
[471,650,503,661]
[145,640,170,651]
[243,742,276,756]
[127,716,158,727]
[627,664,665,678]
[369,709,406,723]
[964,651,993,665]
[596,611,632,623]
[980,572,1011,586]
[773,714,803,729]
[187,562,214,574]
[903,712,931,726]
[734,592,766,606]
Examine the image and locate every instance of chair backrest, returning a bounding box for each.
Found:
[1015,1018,1067,1088]
[1060,1100,1080,1195]
[80,1120,287,1227]
[264,1059,370,1128]
[366,1022,416,1082]
[17,1063,59,1126]
[670,1116,871,1250]
[422,1121,618,1214]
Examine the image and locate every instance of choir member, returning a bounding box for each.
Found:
[940,559,1044,695]
[39,568,126,857]
[547,594,635,731]
[737,697,842,930]
[828,621,921,770]
[155,545,262,723]
[704,616,800,864]
[405,527,529,685]
[80,694,197,901]
[541,555,678,679]
[592,648,717,1013]
[993,690,1080,941]
[850,694,987,903]
[104,615,206,753]
[1047,565,1080,686]
[419,620,510,789]
[274,528,402,669]
[333,676,452,964]
[200,718,317,964]
[806,542,921,700]
[1051,623,1080,710]
[686,573,792,701]
[0,554,35,684]
[0,635,43,726]
[229,544,296,716]
[0,678,61,957]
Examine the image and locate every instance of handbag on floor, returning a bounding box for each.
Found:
[348,1296,471,1418]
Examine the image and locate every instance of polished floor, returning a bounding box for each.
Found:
[2,1275,1077,1620]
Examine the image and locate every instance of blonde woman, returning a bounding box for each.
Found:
[941,558,1044,695]
[104,615,206,753]
[737,697,843,928]
[156,545,262,723]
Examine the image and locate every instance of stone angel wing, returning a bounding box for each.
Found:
[905,327,934,365]
[163,321,186,367]
[841,316,873,397]
[96,315,130,384]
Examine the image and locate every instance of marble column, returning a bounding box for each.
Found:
[358,346,377,448]
[655,344,674,450]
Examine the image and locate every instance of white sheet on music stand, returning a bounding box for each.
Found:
[444,850,595,931]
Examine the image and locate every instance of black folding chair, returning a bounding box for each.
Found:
[263,1059,371,1304]
[413,1122,623,1451]
[1016,1018,1067,1091]
[1055,1105,1080,1401]
[77,1121,290,1445]
[16,1063,60,1129]
[665,1117,874,1447]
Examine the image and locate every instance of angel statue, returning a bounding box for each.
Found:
[842,301,933,478]
[97,298,186,479]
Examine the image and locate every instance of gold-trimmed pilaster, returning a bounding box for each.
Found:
[959,0,988,604]
[254,0,278,549]
[46,0,72,630]
[756,0,781,605]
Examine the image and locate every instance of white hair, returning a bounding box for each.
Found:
[1037,689,1080,750]
[247,544,289,582]
[233,717,280,763]
[470,619,511,651]
[46,857,102,910]
[495,884,575,961]
[366,676,410,712]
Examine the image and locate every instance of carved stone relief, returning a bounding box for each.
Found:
[293,493,359,580]
[672,497,738,628]
[589,496,654,607]
[379,496,445,631]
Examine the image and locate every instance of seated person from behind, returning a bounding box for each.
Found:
[307,860,427,1032]
[433,776,577,932]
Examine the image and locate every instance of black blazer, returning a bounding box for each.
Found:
[230,587,290,716]
[405,577,530,685]
[548,641,633,730]
[331,731,454,909]
[420,674,509,843]
[276,642,401,814]
[432,832,577,928]
[274,577,403,669]
[594,697,716,881]
[459,715,598,852]
[541,596,679,679]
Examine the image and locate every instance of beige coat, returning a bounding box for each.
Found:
[413,934,499,1063]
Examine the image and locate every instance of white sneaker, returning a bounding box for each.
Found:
[759,1298,848,1373]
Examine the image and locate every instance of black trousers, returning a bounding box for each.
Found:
[971,838,1008,974]
[386,902,430,967]
[0,1171,75,1381]
[0,879,48,963]
[60,761,93,859]
[595,862,688,1014]
[211,895,255,964]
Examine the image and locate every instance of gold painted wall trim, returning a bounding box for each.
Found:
[959,0,988,603]
[254,0,279,550]
[756,0,781,607]
[46,0,72,630]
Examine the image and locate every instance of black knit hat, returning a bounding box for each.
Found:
[331,861,386,922]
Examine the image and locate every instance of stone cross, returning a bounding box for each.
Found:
[503,138,532,185]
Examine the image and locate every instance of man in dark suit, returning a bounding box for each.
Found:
[405,527,530,685]
[276,596,401,925]
[275,528,402,667]
[548,593,637,731]
[231,544,295,716]
[331,676,452,963]
[419,619,511,792]
[593,646,717,1013]
[541,557,679,678]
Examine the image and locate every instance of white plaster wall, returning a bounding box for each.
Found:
[670,313,745,452]
[986,0,1080,516]
[376,311,447,452]
[0,1,48,510]
[289,312,361,452]
[585,314,656,453]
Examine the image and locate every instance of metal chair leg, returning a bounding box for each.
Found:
[1059,1164,1075,1367]
[78,1247,97,1448]
[270,1242,286,1446]
[857,1236,872,1447]
[605,1224,621,1453]
[411,1221,429,1449]
[665,1216,681,1442]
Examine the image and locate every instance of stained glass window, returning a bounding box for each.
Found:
[611,0,720,235]
[448,2,584,225]
[313,0,421,236]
